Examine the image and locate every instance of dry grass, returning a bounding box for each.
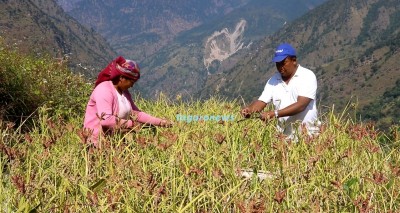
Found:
[0,97,399,212]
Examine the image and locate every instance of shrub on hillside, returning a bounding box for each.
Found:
[0,45,91,122]
[361,79,400,131]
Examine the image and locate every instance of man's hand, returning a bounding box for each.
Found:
[240,107,252,118]
[260,111,275,121]
[240,101,267,119]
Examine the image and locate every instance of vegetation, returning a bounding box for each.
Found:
[1,96,400,212]
[0,44,91,122]
[0,50,399,212]
[361,79,400,131]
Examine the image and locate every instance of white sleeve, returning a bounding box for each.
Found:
[258,79,273,103]
[298,71,317,100]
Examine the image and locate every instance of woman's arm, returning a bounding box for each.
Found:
[94,83,135,129]
[125,91,172,127]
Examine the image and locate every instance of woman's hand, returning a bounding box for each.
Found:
[159,119,173,128]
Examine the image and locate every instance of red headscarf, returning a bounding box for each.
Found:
[95,56,140,87]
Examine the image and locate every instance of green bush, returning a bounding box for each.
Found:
[0,44,91,123]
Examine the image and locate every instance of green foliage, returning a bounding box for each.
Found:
[0,45,92,122]
[361,79,400,130]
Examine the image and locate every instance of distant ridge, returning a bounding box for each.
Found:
[0,0,116,78]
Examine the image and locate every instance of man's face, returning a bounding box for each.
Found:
[275,57,297,79]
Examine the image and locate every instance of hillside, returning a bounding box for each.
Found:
[201,0,400,128]
[135,0,327,99]
[0,0,116,77]
[56,0,252,61]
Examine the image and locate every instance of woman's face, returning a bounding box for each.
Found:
[119,76,136,91]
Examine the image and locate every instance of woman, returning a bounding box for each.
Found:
[84,56,173,147]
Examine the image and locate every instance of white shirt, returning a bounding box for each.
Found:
[115,90,132,119]
[258,65,319,136]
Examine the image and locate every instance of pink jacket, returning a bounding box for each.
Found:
[83,81,162,146]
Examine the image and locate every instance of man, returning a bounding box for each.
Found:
[240,43,319,138]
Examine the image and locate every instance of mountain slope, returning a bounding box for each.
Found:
[136,0,327,99]
[56,0,251,61]
[361,79,400,129]
[0,0,116,77]
[202,0,400,127]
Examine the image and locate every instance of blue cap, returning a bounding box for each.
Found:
[272,43,296,62]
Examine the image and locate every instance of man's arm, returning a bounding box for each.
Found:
[240,100,267,118]
[261,96,312,120]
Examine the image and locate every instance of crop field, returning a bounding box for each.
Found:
[1,97,399,212]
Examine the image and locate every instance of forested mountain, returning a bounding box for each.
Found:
[134,0,327,100]
[0,0,116,77]
[56,0,252,61]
